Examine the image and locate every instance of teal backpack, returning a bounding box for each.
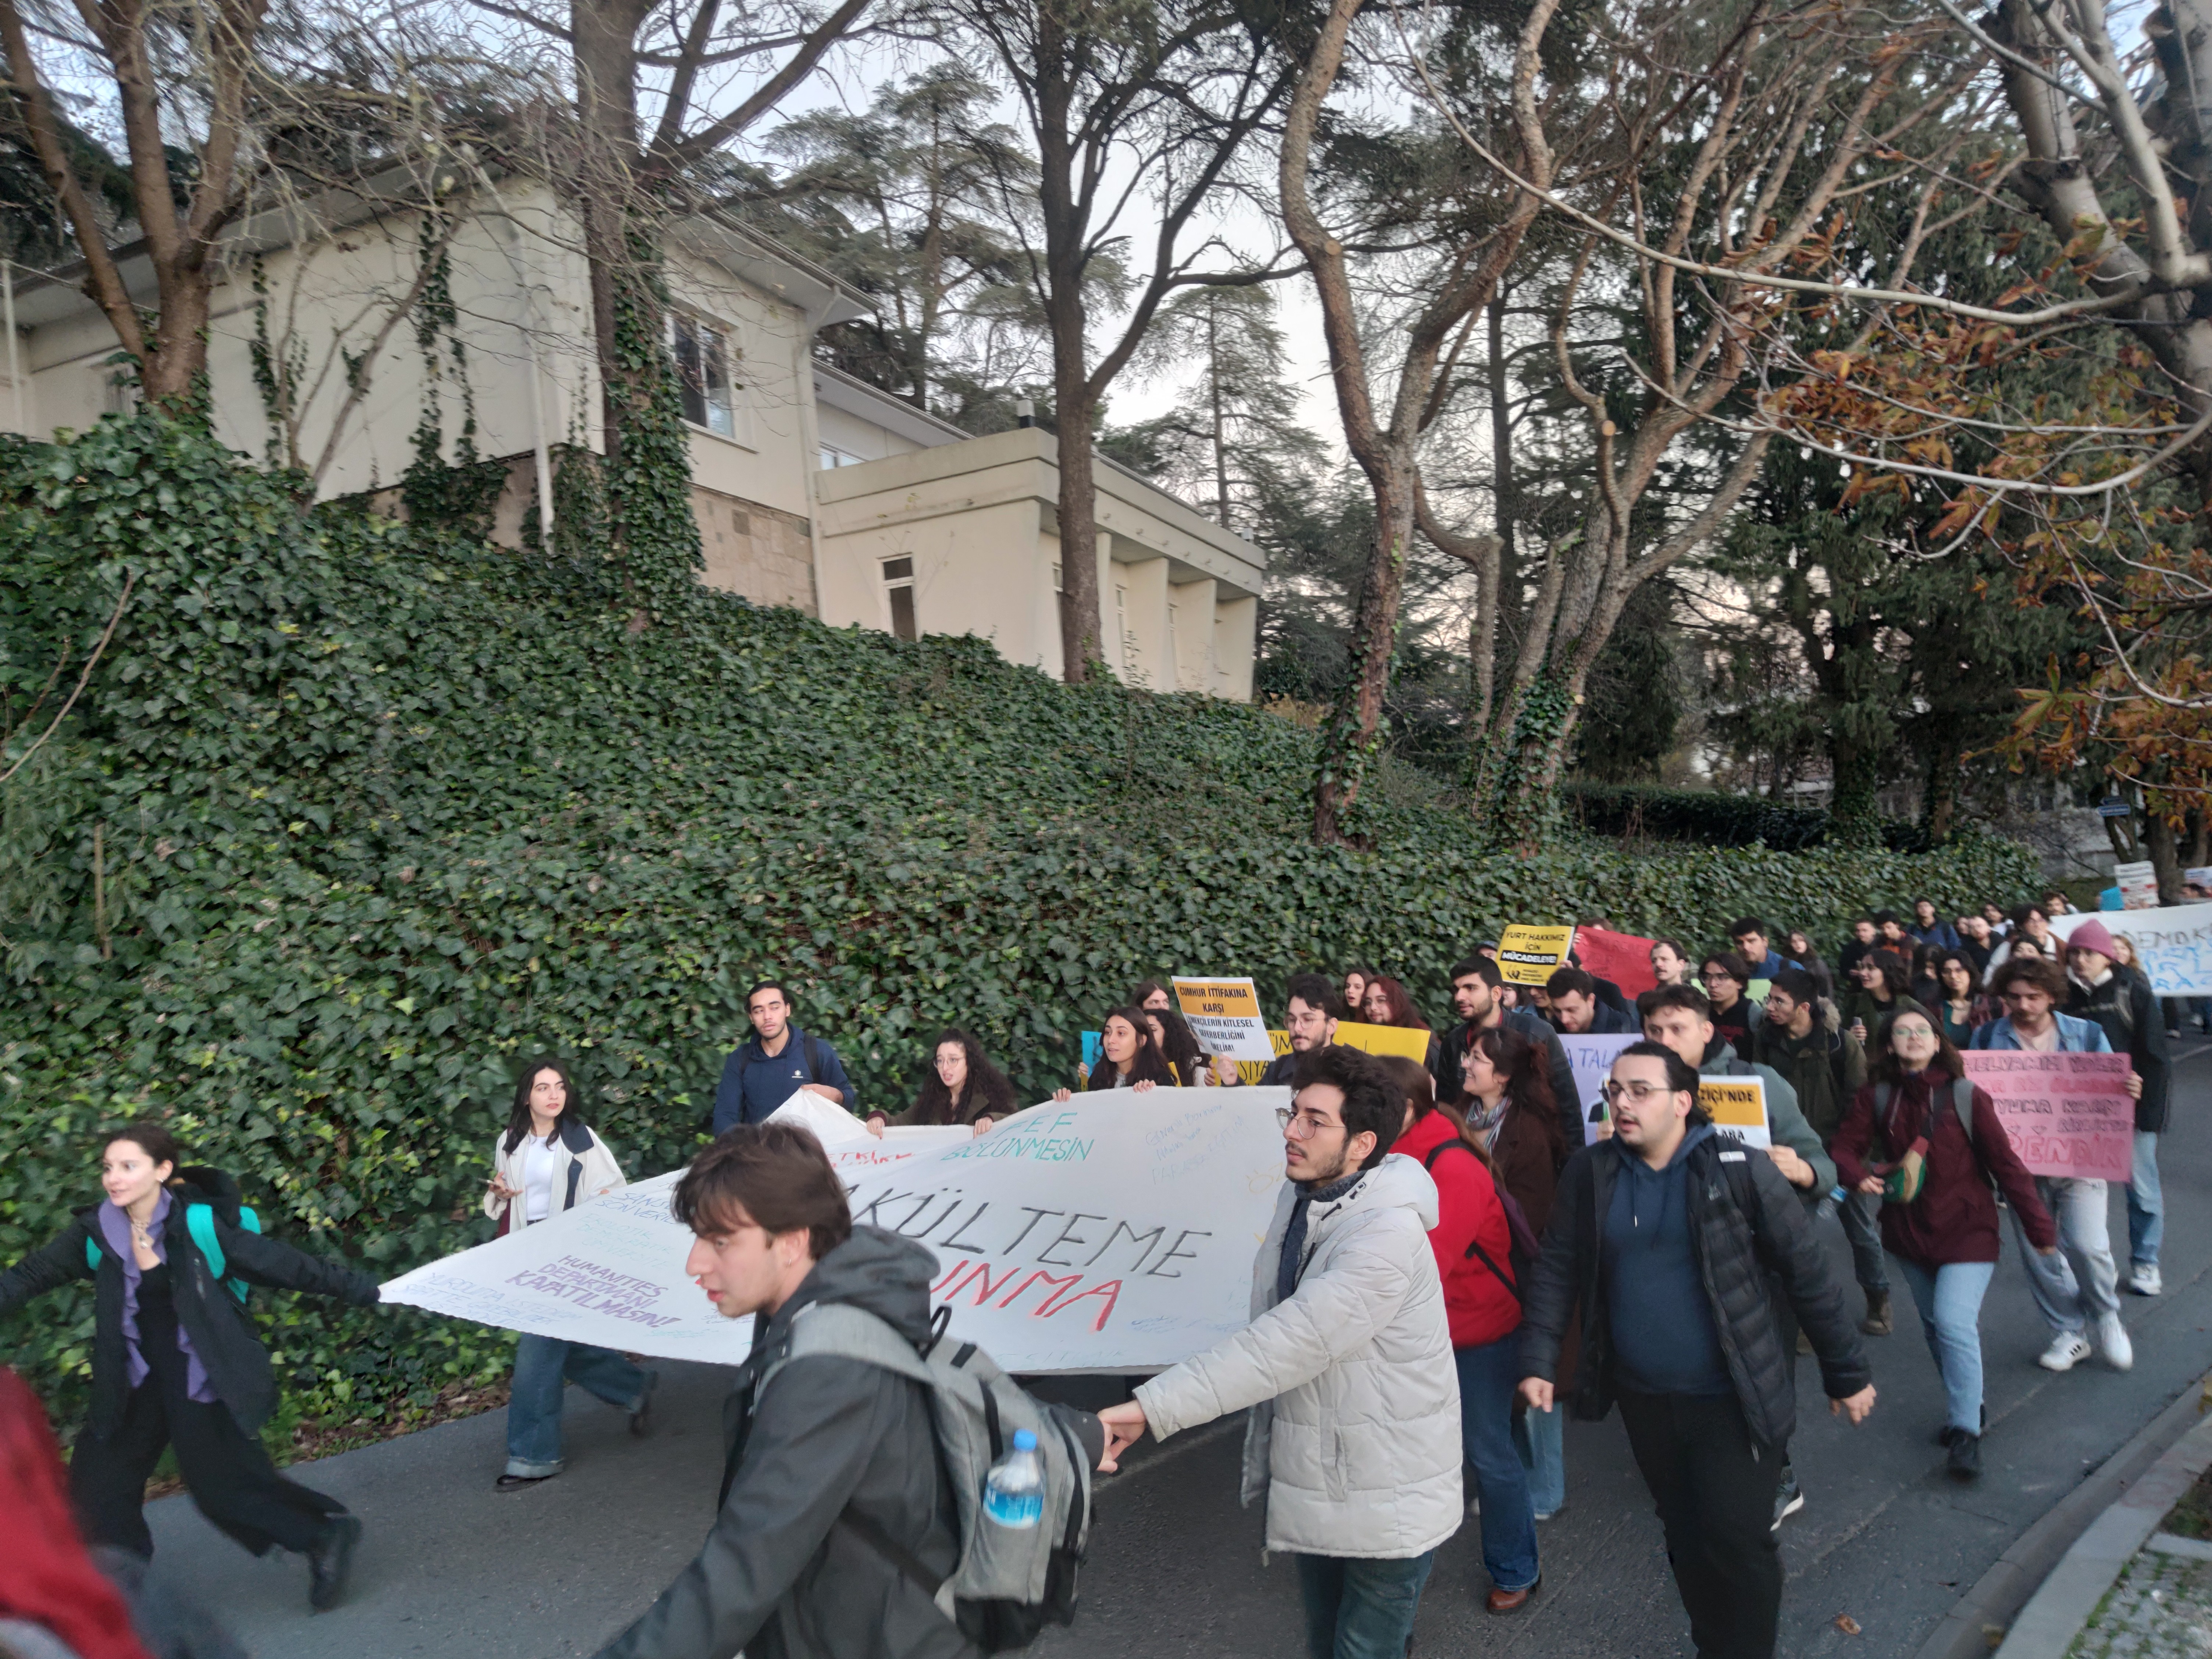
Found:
[85,1196,261,1305]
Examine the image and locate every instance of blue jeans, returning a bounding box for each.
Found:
[505,1336,652,1477]
[2010,1177,2119,1335]
[1295,1549,1437,1659]
[1456,1340,1539,1592]
[1841,1188,1888,1291]
[1513,1389,1565,1516]
[1894,1258,1995,1434]
[2130,1130,2164,1268]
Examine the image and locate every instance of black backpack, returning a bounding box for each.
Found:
[1421,1140,1543,1301]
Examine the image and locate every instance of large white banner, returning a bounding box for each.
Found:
[2052,905,2212,998]
[379,1089,1289,1373]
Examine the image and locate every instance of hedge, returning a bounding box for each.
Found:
[1565,782,1934,852]
[0,417,2041,1437]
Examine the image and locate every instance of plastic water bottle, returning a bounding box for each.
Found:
[982,1429,1045,1529]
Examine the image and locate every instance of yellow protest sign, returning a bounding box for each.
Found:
[1498,924,1576,987]
[1334,1021,1434,1062]
[1171,976,1275,1063]
[1698,1076,1771,1149]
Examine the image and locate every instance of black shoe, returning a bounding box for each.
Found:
[630,1368,659,1437]
[1943,1427,1981,1481]
[1932,1404,1988,1445]
[495,1472,557,1492]
[307,1513,361,1612]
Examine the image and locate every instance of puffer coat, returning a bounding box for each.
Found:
[1136,1156,1462,1560]
[1516,1132,1870,1450]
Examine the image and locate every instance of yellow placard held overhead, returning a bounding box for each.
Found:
[1497,924,1576,987]
[1333,1021,1434,1062]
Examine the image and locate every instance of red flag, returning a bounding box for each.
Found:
[1574,925,1658,998]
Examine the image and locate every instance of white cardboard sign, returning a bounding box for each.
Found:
[379,1089,1289,1373]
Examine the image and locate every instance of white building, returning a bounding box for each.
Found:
[0,179,1262,698]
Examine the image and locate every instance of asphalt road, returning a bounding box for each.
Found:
[144,1042,2212,1658]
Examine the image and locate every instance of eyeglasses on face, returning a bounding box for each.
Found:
[1599,1079,1673,1106]
[1276,1106,1343,1139]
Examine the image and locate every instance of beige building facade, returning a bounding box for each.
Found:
[0,181,1264,697]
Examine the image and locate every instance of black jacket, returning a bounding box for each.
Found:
[0,1170,380,1439]
[1516,1134,1870,1449]
[594,1227,1104,1659]
[2067,970,2173,1132]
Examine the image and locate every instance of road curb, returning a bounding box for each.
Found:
[1910,1374,2212,1659]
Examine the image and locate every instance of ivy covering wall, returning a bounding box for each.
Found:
[0,418,2041,1436]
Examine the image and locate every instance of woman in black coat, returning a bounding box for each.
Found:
[0,1123,382,1609]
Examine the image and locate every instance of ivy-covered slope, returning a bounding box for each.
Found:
[0,417,2040,1432]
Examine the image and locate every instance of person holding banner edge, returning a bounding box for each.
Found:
[1097,1044,1462,1658]
[711,982,856,1135]
[482,1058,659,1491]
[1969,955,2138,1374]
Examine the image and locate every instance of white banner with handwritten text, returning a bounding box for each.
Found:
[379,1091,1289,1373]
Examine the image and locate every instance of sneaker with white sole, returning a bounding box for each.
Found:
[2130,1263,2163,1296]
[2096,1313,2134,1371]
[2037,1331,2093,1372]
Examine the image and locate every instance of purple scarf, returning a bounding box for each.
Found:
[97,1191,217,1402]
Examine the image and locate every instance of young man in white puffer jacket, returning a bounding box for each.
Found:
[1098,1044,1461,1658]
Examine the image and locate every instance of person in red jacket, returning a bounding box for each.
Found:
[1830,1009,2058,1481]
[1381,1056,1540,1614]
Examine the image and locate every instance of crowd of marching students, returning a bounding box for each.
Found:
[0,885,2184,1659]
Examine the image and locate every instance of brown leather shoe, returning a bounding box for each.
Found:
[1487,1581,1539,1614]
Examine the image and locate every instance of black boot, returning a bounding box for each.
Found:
[308,1513,362,1612]
[1860,1288,1893,1337]
[1943,1427,1981,1481]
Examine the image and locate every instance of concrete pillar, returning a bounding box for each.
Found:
[1170,578,1217,693]
[1213,595,1258,702]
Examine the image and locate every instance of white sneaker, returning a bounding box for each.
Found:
[2130,1264,2163,1296]
[2038,1331,2093,1372]
[2097,1313,2135,1371]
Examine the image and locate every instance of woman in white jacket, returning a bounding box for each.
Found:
[1098,1045,1461,1658]
[484,1057,656,1491]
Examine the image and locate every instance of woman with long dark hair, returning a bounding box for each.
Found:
[1381,1056,1540,1612]
[1053,1008,1174,1100]
[1933,951,1997,1049]
[483,1057,655,1493]
[1364,974,1445,1075]
[1461,1023,1572,1521]
[1841,949,1928,1047]
[0,1123,380,1608]
[1785,928,1835,1000]
[1831,1009,2056,1479]
[870,1031,1018,1131]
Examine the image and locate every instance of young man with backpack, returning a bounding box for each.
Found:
[1517,1044,1874,1659]
[1095,1044,1462,1658]
[1636,983,1835,1529]
[2062,919,2173,1298]
[711,981,858,1134]
[1970,954,2143,1374]
[594,1123,1106,1659]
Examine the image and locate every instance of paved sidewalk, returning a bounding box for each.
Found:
[2070,1540,2212,1657]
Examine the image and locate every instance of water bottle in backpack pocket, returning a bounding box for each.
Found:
[983,1430,1045,1529]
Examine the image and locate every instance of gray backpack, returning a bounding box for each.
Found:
[759,1302,1093,1652]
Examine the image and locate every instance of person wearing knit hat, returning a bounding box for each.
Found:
[2064,920,2172,1298]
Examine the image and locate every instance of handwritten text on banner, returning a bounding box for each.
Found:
[1960,1051,2134,1182]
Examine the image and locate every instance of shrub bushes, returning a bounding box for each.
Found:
[0,418,2041,1435]
[1565,782,1934,852]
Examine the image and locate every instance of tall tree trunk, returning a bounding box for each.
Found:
[1313,471,1415,845]
[1033,7,1102,685]
[1487,292,1518,669]
[1923,731,1961,845]
[2147,811,2186,905]
[1209,303,1230,528]
[1831,737,1884,848]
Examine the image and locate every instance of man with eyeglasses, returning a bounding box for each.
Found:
[1970,955,2142,1373]
[1098,1045,1461,1656]
[1260,972,1342,1087]
[1518,1043,1873,1659]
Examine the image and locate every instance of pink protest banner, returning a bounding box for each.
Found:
[1960,1052,2134,1182]
[1574,925,1658,998]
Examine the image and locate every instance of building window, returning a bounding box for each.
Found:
[671,314,735,438]
[882,556,917,640]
